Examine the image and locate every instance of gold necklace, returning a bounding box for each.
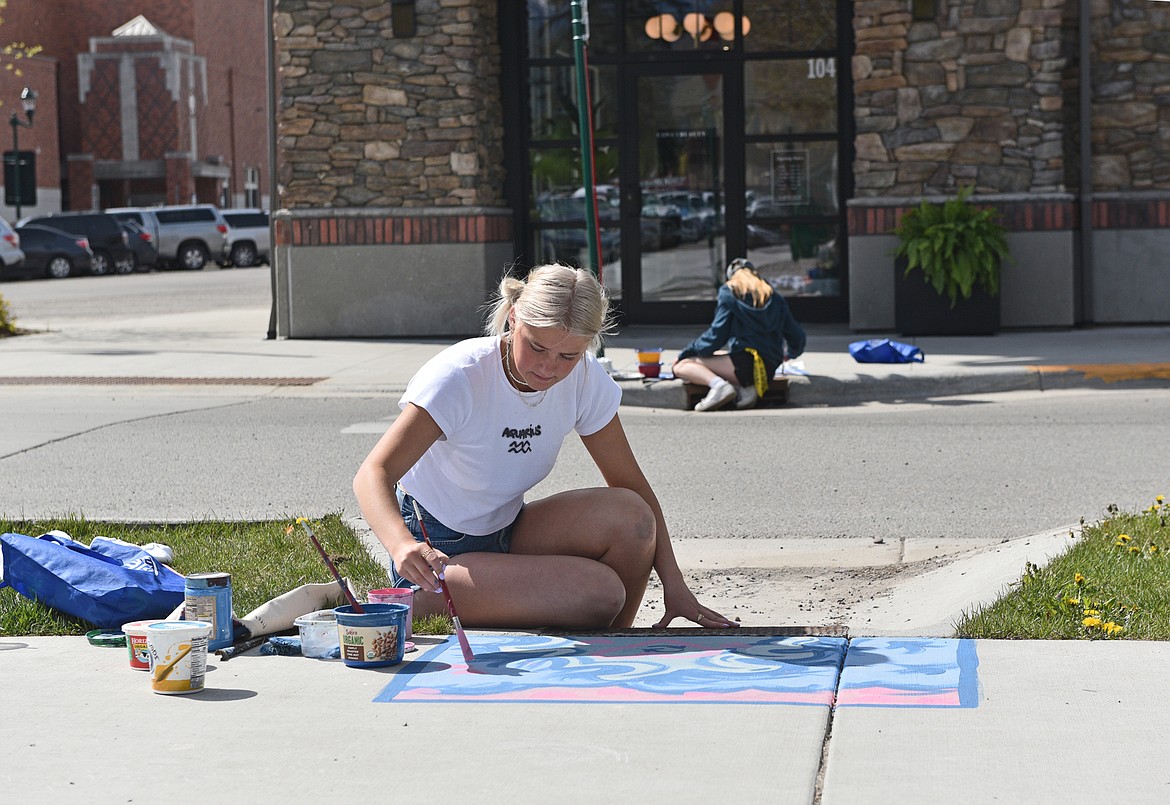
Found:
[503,337,547,408]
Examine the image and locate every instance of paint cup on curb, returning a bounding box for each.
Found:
[334,603,407,669]
[122,619,168,670]
[637,348,663,378]
[145,620,212,695]
[294,609,340,659]
[367,588,414,638]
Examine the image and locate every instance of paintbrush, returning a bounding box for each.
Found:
[289,518,364,613]
[410,499,474,664]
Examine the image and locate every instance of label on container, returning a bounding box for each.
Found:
[340,624,399,663]
[128,634,151,668]
[185,594,218,626]
[150,634,208,693]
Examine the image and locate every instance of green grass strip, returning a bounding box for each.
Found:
[956,496,1170,640]
[0,515,390,636]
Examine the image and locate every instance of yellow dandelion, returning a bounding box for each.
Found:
[1074,573,1086,585]
[1083,609,1100,617]
[1102,622,1124,636]
[1082,616,1103,628]
[1064,597,1081,606]
[1118,534,1131,542]
[1149,545,1159,554]
[1157,495,1165,503]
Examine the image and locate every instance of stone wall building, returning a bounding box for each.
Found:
[269,0,1170,337]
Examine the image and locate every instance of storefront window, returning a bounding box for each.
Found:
[528,0,619,59]
[745,140,838,217]
[626,0,737,53]
[529,65,618,140]
[744,0,836,52]
[745,59,837,135]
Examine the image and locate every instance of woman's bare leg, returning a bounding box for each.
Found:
[411,487,656,629]
[673,354,738,386]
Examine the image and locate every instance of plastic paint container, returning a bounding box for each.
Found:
[184,572,233,651]
[294,609,340,659]
[122,619,168,670]
[145,620,212,695]
[367,588,414,639]
[334,603,407,669]
[637,362,662,378]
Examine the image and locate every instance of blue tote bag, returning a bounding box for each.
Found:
[0,531,186,628]
[848,338,925,364]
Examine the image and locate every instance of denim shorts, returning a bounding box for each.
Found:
[392,486,515,587]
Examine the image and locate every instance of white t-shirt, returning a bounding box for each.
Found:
[398,336,622,535]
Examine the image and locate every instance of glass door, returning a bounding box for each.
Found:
[616,66,730,321]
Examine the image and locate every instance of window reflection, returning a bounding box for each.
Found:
[745,60,837,136]
[747,223,839,298]
[529,65,618,141]
[744,0,836,52]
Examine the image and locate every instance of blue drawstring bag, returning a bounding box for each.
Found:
[848,338,925,364]
[0,531,186,628]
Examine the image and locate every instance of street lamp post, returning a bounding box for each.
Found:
[9,86,37,221]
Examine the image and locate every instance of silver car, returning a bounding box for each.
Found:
[113,204,229,270]
[220,209,270,268]
[0,217,26,272]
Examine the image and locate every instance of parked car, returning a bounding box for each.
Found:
[118,220,158,272]
[220,209,270,267]
[151,204,229,270]
[9,224,94,279]
[0,217,25,275]
[21,212,133,276]
[106,207,161,249]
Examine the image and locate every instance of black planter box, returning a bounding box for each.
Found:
[894,256,1000,336]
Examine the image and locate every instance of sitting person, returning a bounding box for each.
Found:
[353,263,736,630]
[672,258,806,412]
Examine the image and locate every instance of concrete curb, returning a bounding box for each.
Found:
[617,366,1170,409]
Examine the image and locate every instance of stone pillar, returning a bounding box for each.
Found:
[271,0,511,337]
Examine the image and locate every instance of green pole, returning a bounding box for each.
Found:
[569,0,600,279]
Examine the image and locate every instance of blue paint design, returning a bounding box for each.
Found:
[836,637,980,708]
[373,634,980,709]
[375,634,847,704]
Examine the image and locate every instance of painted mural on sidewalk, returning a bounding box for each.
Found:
[375,634,980,708]
[836,638,980,709]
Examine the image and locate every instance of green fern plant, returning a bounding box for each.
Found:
[892,186,1010,307]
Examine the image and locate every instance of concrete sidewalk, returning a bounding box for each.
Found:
[3,633,1167,803]
[2,305,1169,407]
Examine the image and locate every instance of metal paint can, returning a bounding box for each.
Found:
[184,572,233,651]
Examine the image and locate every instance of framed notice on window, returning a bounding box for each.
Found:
[770,149,810,205]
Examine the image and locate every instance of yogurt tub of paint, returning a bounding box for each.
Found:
[122,619,169,670]
[334,603,408,668]
[145,620,213,695]
[367,587,414,639]
[294,609,340,659]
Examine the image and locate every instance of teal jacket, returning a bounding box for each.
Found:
[677,285,806,367]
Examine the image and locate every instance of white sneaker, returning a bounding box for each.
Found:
[735,385,758,410]
[694,381,736,411]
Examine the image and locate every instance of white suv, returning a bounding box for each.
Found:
[147,204,229,270]
[220,209,269,267]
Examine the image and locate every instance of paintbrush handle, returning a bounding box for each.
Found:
[298,519,363,612]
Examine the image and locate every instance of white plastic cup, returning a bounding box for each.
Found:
[367,588,414,639]
[294,609,340,659]
[145,621,213,695]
